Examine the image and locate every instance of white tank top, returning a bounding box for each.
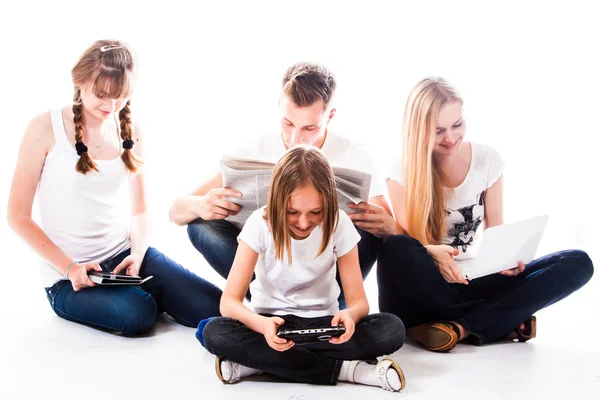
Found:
[38,108,131,287]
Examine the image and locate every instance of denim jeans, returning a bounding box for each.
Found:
[45,247,223,335]
[187,218,382,307]
[202,312,404,385]
[377,235,594,344]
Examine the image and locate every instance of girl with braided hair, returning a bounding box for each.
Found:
[7,39,222,335]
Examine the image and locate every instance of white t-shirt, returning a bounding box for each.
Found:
[38,109,131,287]
[229,131,385,197]
[238,207,361,317]
[388,142,504,260]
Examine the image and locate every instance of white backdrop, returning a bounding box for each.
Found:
[0,0,598,322]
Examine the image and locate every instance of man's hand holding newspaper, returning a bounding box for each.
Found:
[220,155,371,229]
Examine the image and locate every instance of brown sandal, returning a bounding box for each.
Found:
[506,316,537,342]
[408,321,461,352]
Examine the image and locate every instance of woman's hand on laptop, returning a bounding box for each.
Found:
[499,261,526,277]
[426,245,469,285]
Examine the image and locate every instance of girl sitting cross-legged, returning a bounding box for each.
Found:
[199,145,406,392]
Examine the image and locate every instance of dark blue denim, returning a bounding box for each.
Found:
[187,218,382,308]
[202,312,404,385]
[45,247,222,335]
[377,235,594,344]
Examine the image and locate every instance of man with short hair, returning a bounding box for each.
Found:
[169,62,397,307]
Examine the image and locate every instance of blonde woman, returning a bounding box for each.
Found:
[7,40,222,335]
[369,77,593,351]
[201,146,405,392]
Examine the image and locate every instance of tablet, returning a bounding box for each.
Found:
[88,271,153,285]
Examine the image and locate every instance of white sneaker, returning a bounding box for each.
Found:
[343,358,406,392]
[215,357,261,384]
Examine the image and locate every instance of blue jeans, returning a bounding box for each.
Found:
[187,218,382,307]
[377,235,594,344]
[45,247,222,336]
[202,312,404,385]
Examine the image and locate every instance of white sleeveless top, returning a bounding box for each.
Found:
[37,109,131,287]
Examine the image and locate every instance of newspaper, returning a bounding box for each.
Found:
[220,155,371,229]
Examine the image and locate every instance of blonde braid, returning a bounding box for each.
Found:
[119,101,142,173]
[73,88,98,174]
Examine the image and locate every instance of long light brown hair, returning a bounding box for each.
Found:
[266,145,339,264]
[71,39,141,174]
[402,77,463,245]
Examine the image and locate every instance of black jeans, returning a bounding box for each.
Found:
[377,235,594,344]
[187,218,382,308]
[202,313,404,385]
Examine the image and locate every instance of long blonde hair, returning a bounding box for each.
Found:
[402,77,463,245]
[266,145,339,264]
[71,39,141,174]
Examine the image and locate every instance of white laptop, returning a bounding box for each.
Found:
[457,215,549,280]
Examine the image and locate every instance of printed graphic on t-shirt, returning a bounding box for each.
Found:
[446,191,484,254]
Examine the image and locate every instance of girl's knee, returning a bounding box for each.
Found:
[566,250,594,285]
[370,313,406,355]
[202,318,226,345]
[382,234,421,252]
[379,235,423,267]
[202,318,238,353]
[116,294,157,336]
